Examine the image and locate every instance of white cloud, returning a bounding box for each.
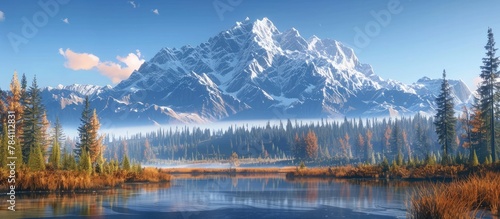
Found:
[59,48,100,70]
[0,11,5,22]
[62,18,69,24]
[129,1,137,8]
[59,48,145,83]
[152,9,159,15]
[97,51,145,83]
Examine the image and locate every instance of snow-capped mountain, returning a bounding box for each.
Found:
[41,17,473,126]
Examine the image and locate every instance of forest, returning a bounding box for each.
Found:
[0,28,499,175]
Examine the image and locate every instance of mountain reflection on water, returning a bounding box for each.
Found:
[0,175,427,219]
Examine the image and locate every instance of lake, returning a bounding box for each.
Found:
[1,174,422,219]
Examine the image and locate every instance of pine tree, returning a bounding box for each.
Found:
[48,140,61,169]
[122,153,131,171]
[383,126,391,156]
[52,117,65,146]
[471,105,488,162]
[478,28,500,163]
[28,142,45,171]
[434,70,457,163]
[78,148,92,174]
[389,122,403,161]
[22,76,45,164]
[20,73,28,107]
[75,96,92,157]
[61,148,76,171]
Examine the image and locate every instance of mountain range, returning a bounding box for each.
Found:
[40,17,472,127]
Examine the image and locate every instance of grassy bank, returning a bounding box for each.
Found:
[408,172,500,218]
[0,167,171,191]
[285,163,500,180]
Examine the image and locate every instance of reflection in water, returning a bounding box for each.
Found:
[0,183,170,219]
[0,176,430,218]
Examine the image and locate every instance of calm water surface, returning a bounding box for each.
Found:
[1,175,424,219]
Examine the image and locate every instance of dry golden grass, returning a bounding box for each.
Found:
[128,167,172,182]
[286,165,383,179]
[285,164,499,180]
[408,172,500,218]
[0,167,171,191]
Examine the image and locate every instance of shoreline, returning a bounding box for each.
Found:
[160,163,500,180]
[3,163,499,193]
[0,167,171,193]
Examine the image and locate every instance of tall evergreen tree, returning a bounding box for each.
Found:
[20,73,28,107]
[52,117,66,152]
[122,153,131,171]
[28,142,45,171]
[478,28,500,163]
[78,149,92,174]
[434,70,457,162]
[389,122,403,160]
[48,140,61,169]
[75,96,92,157]
[22,76,45,163]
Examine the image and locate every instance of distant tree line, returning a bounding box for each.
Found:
[106,28,500,166]
[1,28,498,168]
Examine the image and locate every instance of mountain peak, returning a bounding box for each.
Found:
[252,17,279,35]
[40,17,474,126]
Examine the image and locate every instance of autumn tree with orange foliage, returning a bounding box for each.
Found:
[470,107,488,162]
[305,131,318,159]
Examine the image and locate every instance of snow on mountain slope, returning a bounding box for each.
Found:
[40,17,473,126]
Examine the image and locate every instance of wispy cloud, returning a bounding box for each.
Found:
[62,18,69,24]
[59,48,145,83]
[129,1,137,8]
[152,9,159,15]
[0,11,5,22]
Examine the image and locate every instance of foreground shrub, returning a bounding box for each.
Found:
[408,172,500,218]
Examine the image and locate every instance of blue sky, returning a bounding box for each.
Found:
[0,0,499,90]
